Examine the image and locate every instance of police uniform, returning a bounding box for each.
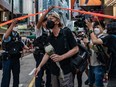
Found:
[1,31,24,87]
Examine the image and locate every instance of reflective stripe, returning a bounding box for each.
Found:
[2,34,11,42]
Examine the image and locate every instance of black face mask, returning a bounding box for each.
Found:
[46,20,55,29]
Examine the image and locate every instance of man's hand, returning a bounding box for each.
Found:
[50,54,64,62]
[85,19,93,30]
[34,67,41,77]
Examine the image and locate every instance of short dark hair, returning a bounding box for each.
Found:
[107,22,116,34]
[94,21,105,29]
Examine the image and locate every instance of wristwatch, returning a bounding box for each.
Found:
[89,30,94,34]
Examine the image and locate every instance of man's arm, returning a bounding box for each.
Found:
[36,6,54,29]
[4,20,17,39]
[50,46,79,62]
[61,46,79,60]
[38,53,49,68]
[35,53,49,76]
[90,32,103,44]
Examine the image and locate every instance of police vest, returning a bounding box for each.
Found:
[2,32,24,54]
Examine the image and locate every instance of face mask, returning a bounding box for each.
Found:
[46,20,55,29]
[94,28,100,35]
[13,27,18,32]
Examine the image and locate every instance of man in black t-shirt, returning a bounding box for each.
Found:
[86,20,116,87]
[35,12,79,87]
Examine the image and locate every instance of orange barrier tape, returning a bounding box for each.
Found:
[0,10,47,27]
[55,6,116,20]
[0,6,116,27]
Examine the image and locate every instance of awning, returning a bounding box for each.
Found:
[105,0,116,6]
[27,35,36,39]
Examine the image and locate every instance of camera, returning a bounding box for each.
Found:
[74,15,93,28]
[74,15,86,28]
[77,33,86,40]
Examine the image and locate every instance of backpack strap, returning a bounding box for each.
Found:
[62,27,71,49]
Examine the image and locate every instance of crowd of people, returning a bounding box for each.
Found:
[0,6,116,87]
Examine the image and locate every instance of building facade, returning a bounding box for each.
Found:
[104,0,116,17]
[0,0,11,22]
[0,0,12,49]
[0,0,24,49]
[23,0,34,22]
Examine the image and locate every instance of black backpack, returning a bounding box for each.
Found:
[0,53,2,70]
[33,28,48,50]
[96,45,109,65]
[63,27,90,69]
[95,35,116,67]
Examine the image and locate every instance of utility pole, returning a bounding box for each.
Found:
[20,0,23,13]
[11,0,14,19]
[35,0,38,24]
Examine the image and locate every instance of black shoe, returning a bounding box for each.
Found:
[89,84,94,87]
[41,80,45,87]
[84,79,89,85]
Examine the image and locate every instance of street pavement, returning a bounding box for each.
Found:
[0,53,107,87]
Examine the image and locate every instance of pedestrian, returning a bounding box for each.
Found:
[35,12,79,87]
[84,22,106,87]
[1,19,29,87]
[72,31,88,87]
[33,6,54,87]
[86,19,116,87]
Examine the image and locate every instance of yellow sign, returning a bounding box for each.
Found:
[80,0,101,6]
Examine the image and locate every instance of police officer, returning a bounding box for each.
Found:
[33,7,54,87]
[1,20,29,87]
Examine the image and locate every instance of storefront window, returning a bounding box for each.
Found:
[4,0,10,4]
[14,0,20,12]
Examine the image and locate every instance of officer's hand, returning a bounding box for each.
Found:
[12,19,18,26]
[34,67,41,77]
[50,54,63,62]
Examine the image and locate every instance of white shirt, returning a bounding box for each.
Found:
[35,26,49,38]
[90,49,102,66]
